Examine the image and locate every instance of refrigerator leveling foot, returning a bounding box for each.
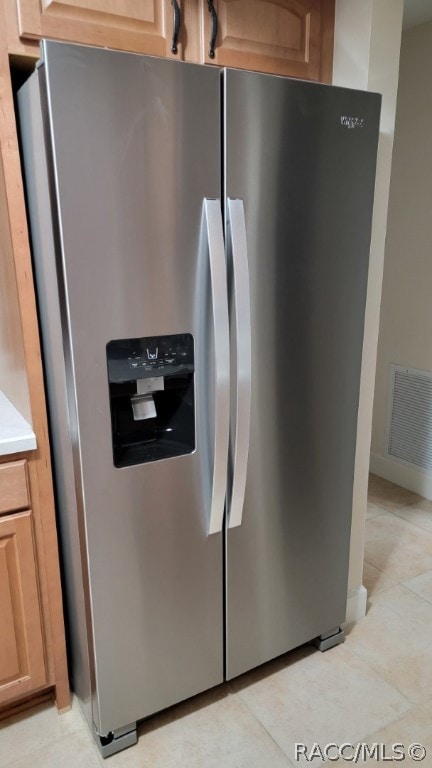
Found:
[313,627,345,652]
[95,722,138,759]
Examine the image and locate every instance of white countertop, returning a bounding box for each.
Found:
[0,391,37,456]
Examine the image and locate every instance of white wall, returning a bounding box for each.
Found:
[333,0,403,621]
[371,22,432,500]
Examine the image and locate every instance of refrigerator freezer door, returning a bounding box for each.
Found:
[39,42,224,734]
[224,69,380,678]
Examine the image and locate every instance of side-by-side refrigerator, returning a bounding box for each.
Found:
[19,41,380,757]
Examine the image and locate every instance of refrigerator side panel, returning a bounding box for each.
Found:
[225,70,381,678]
[40,43,223,735]
[18,72,95,728]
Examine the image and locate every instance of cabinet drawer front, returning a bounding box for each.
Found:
[0,460,30,515]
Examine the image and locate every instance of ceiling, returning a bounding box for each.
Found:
[403,0,432,30]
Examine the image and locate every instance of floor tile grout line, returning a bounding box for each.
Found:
[363,564,432,589]
[367,581,432,611]
[0,727,98,768]
[365,508,432,548]
[389,507,432,535]
[234,659,414,766]
[368,502,391,513]
[368,507,432,529]
[401,581,432,606]
[363,557,395,577]
[232,688,297,766]
[369,500,422,512]
[368,476,424,509]
[368,497,425,513]
[351,699,422,748]
[0,724,87,768]
[344,633,428,709]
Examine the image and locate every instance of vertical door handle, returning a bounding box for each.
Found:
[170,0,181,54]
[227,199,251,528]
[206,0,218,59]
[203,199,230,535]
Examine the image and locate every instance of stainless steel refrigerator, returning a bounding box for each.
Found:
[19,41,380,757]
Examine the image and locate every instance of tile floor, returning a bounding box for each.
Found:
[2,474,432,767]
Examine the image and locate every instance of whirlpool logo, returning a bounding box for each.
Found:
[340,115,365,129]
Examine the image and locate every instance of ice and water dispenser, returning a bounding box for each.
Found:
[106,334,195,468]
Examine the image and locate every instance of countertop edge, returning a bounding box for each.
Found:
[0,391,38,457]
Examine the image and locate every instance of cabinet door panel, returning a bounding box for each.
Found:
[17,0,184,59]
[0,552,20,681]
[201,0,334,82]
[0,512,46,704]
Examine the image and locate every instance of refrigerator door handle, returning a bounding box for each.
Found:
[204,198,230,535]
[227,198,251,528]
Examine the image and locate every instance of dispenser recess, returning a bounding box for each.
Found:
[106,334,195,468]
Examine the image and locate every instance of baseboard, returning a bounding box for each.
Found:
[345,585,368,625]
[370,452,432,501]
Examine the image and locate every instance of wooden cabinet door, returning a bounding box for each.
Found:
[0,511,46,704]
[16,0,185,59]
[200,0,334,82]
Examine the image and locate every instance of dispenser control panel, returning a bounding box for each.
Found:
[107,334,194,383]
[106,333,195,468]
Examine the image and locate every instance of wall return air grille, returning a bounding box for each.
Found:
[387,365,432,473]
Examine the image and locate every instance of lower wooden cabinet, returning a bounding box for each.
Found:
[0,510,46,705]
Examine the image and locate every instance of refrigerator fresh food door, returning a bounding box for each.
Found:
[224,69,381,679]
[32,42,225,734]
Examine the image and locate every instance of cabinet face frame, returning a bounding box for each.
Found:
[0,511,46,704]
[16,0,186,59]
[200,0,335,82]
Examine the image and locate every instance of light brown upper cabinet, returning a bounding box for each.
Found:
[13,0,334,82]
[199,0,334,82]
[15,0,186,60]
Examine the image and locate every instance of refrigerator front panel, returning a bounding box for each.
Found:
[40,42,224,733]
[224,70,380,678]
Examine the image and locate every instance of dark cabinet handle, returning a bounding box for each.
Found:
[171,0,181,54]
[207,0,218,59]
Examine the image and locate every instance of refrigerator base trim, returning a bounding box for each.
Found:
[313,627,345,653]
[95,722,138,759]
